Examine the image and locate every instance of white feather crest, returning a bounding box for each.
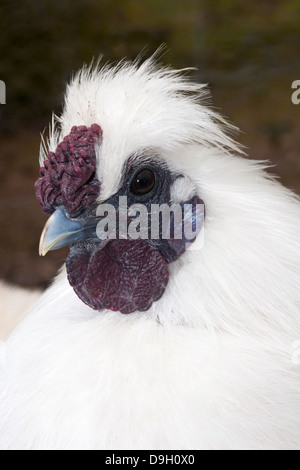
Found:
[42,55,242,161]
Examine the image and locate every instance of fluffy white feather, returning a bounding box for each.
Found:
[1,57,300,450]
[0,282,40,341]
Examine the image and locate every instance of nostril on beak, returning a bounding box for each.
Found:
[39,206,98,256]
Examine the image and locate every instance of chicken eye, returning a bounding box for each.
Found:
[130,168,155,196]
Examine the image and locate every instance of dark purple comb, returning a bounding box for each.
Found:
[35,124,102,216]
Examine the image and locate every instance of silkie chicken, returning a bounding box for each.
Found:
[0,56,300,450]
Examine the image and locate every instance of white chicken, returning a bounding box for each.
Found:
[0,56,300,450]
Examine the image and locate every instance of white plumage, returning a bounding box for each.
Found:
[0,282,40,341]
[0,57,300,450]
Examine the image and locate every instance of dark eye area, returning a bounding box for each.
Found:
[130,168,155,196]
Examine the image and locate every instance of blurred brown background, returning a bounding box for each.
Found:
[0,0,299,289]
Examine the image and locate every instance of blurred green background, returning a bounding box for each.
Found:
[0,0,299,289]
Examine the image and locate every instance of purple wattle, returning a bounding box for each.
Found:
[35,124,102,216]
[66,239,169,314]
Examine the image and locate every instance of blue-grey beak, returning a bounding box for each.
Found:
[39,207,98,256]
